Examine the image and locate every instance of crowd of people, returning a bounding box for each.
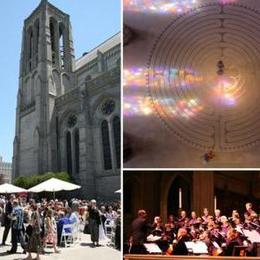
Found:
[128,203,260,257]
[0,194,121,260]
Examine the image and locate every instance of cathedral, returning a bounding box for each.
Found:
[12,0,120,200]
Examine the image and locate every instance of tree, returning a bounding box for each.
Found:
[14,172,71,189]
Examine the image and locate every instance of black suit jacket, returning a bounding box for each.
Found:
[173,236,189,255]
[131,217,149,245]
[4,201,13,225]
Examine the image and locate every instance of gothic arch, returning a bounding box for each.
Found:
[112,115,120,168]
[31,71,38,101]
[49,17,58,65]
[73,128,80,174]
[27,26,34,72]
[33,127,40,173]
[124,175,142,215]
[160,173,192,222]
[101,120,112,170]
[59,109,79,132]
[65,130,72,175]
[59,22,65,69]
[91,94,118,118]
[34,19,40,64]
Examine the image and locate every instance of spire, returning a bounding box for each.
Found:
[40,0,48,7]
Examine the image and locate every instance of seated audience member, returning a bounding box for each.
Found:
[57,209,72,246]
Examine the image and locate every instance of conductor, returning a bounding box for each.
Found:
[129,209,149,254]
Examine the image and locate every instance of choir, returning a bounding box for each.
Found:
[128,203,260,257]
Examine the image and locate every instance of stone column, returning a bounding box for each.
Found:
[193,171,214,215]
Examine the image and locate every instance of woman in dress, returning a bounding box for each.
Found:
[43,209,59,253]
[25,203,41,260]
[98,206,108,245]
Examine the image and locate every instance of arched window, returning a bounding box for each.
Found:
[101,120,112,170]
[66,131,72,175]
[59,24,65,69]
[74,129,80,173]
[167,176,191,215]
[35,20,40,64]
[49,19,56,65]
[113,116,120,168]
[28,29,33,71]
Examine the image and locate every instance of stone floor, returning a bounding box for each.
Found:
[0,227,121,260]
[123,0,260,168]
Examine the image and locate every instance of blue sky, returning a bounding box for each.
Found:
[0,0,120,162]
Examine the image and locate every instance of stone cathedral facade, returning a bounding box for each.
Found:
[12,0,120,200]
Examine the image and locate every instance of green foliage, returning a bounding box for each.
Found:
[13,172,71,189]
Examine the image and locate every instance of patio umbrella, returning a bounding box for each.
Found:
[28,178,81,198]
[0,183,27,193]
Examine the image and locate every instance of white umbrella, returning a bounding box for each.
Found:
[115,189,121,193]
[28,178,81,193]
[0,183,27,193]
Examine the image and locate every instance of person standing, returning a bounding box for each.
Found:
[7,199,26,254]
[43,209,59,253]
[88,200,101,247]
[129,209,149,254]
[25,203,41,260]
[1,194,15,246]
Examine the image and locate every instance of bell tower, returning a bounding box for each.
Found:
[13,0,75,179]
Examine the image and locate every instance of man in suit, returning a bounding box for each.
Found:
[1,194,15,246]
[130,209,149,254]
[89,199,101,247]
[172,228,189,255]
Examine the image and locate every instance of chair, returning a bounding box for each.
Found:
[60,223,73,247]
[72,222,80,243]
[105,219,116,247]
[104,219,113,239]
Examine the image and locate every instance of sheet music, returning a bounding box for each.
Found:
[235,226,243,234]
[193,241,208,254]
[185,241,208,254]
[185,241,194,250]
[147,234,162,242]
[243,230,260,243]
[144,243,162,254]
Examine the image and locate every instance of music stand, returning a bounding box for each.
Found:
[185,241,208,255]
[144,243,162,254]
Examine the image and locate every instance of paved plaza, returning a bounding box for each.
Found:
[0,227,121,260]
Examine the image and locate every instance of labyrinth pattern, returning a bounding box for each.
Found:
[147,2,260,152]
